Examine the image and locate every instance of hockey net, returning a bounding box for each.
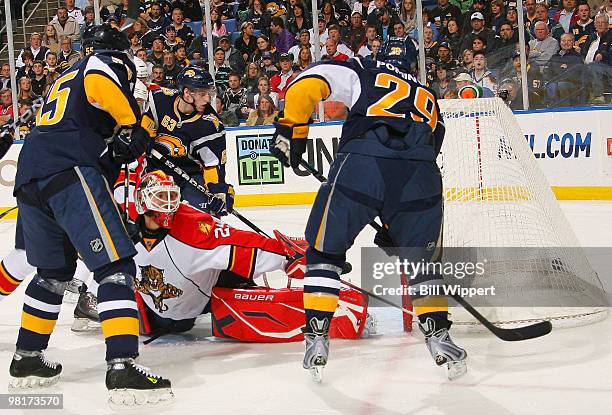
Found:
[403,98,608,331]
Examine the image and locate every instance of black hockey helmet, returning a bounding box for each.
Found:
[81,23,130,54]
[378,36,418,73]
[176,66,215,92]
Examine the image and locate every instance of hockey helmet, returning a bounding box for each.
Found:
[133,56,151,83]
[82,23,130,54]
[176,66,215,92]
[136,170,181,228]
[378,36,418,73]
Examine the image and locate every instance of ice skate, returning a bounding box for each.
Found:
[63,278,84,304]
[419,316,467,380]
[302,318,330,383]
[71,286,101,333]
[106,357,174,408]
[8,350,62,389]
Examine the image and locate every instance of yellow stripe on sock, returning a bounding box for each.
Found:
[303,292,339,313]
[101,316,140,338]
[413,296,448,316]
[21,312,57,335]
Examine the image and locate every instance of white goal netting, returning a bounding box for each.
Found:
[436,98,608,329]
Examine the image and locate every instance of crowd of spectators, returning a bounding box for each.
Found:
[1,0,611,128]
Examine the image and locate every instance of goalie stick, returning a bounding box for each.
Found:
[297,158,552,342]
[148,148,272,238]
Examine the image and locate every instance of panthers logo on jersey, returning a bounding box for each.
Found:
[137,265,183,313]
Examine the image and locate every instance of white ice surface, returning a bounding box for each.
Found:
[0,202,611,414]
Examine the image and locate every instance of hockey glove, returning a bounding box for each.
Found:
[207,182,235,217]
[374,227,400,257]
[112,124,150,164]
[270,123,307,169]
[0,128,13,160]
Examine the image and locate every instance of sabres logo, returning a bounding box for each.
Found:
[198,221,212,235]
[203,114,221,130]
[184,69,196,77]
[156,134,187,157]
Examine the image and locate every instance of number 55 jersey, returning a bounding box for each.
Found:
[15,52,140,191]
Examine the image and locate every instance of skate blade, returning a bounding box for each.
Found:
[445,360,467,381]
[108,387,175,409]
[8,374,60,390]
[307,366,324,383]
[71,318,101,333]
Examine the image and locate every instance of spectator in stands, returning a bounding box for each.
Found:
[219,35,246,73]
[460,12,495,54]
[320,0,338,27]
[57,36,80,70]
[288,3,312,35]
[180,0,203,22]
[270,53,298,99]
[488,0,506,33]
[174,45,190,67]
[215,96,239,127]
[0,88,14,126]
[309,16,329,49]
[270,17,295,53]
[236,22,258,62]
[163,25,180,50]
[581,13,612,104]
[297,46,314,70]
[497,77,522,109]
[289,30,315,64]
[373,7,397,41]
[128,32,142,57]
[554,0,579,34]
[505,6,521,34]
[524,0,538,32]
[253,76,279,108]
[252,34,279,63]
[188,23,209,60]
[80,6,96,39]
[16,51,34,79]
[145,1,170,33]
[30,61,47,96]
[162,51,180,87]
[44,52,59,75]
[260,51,279,77]
[149,36,166,65]
[345,11,366,54]
[546,33,583,106]
[398,0,418,35]
[363,37,383,61]
[211,7,227,37]
[136,49,153,73]
[242,62,262,95]
[243,0,270,34]
[460,0,486,35]
[488,23,518,71]
[151,65,166,87]
[18,77,36,100]
[246,94,278,126]
[504,49,545,107]
[440,18,461,58]
[223,72,249,121]
[1,64,11,89]
[453,71,474,91]
[533,4,564,40]
[529,21,560,67]
[471,35,488,55]
[65,0,84,25]
[170,8,195,47]
[324,38,350,60]
[432,63,453,98]
[469,51,497,94]
[571,3,595,50]
[357,24,378,57]
[431,0,462,32]
[213,0,232,20]
[51,6,81,42]
[423,26,439,62]
[326,24,354,57]
[213,47,233,92]
[16,33,50,69]
[392,21,408,39]
[43,24,60,53]
[437,42,458,68]
[460,48,475,70]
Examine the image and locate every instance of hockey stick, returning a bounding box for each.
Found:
[148,148,272,238]
[119,0,141,31]
[0,97,44,136]
[122,164,130,224]
[0,206,18,219]
[297,158,552,341]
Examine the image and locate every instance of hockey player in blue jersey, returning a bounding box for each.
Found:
[145,66,234,216]
[10,24,174,407]
[271,37,467,382]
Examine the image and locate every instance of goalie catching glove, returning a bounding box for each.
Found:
[111,124,150,164]
[206,182,235,216]
[270,122,307,168]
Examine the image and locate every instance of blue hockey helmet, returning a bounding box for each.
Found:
[176,66,215,92]
[81,23,129,54]
[378,36,418,73]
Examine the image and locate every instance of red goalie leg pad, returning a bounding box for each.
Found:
[329,286,369,340]
[134,290,152,335]
[211,287,305,342]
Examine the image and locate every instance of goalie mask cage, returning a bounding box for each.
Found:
[403,98,607,331]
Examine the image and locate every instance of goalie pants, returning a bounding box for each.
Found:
[15,166,140,361]
[303,153,447,330]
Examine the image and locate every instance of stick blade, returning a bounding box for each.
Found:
[492,320,552,342]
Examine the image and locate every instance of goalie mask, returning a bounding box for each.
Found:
[136,170,181,228]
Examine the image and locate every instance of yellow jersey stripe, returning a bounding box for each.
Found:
[280,77,331,139]
[84,73,137,126]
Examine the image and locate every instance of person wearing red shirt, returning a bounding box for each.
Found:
[270,53,299,100]
[324,38,349,61]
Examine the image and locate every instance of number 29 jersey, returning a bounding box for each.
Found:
[15,52,140,191]
[279,58,446,161]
